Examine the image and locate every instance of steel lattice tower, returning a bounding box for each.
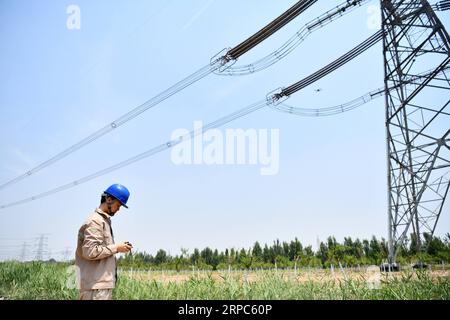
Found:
[381,0,450,265]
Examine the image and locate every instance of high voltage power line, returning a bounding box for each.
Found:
[272,67,449,116]
[279,30,384,97]
[219,0,370,75]
[226,0,318,60]
[0,0,370,191]
[432,0,450,11]
[0,29,386,210]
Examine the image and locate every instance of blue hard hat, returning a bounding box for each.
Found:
[104,184,130,208]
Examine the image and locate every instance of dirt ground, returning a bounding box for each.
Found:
[118,267,450,284]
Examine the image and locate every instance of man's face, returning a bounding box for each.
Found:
[108,198,122,214]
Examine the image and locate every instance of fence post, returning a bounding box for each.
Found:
[338,261,348,281]
[294,262,297,277]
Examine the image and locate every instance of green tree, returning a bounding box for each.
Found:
[289,238,303,261]
[409,233,419,255]
[252,242,262,260]
[154,249,167,265]
[201,247,213,266]
[282,241,290,259]
[211,249,220,269]
[273,239,283,258]
[191,248,200,265]
[362,239,370,258]
[303,245,313,257]
[369,236,382,263]
[275,255,290,268]
[327,236,337,250]
[353,238,364,259]
[343,237,354,256]
[262,244,271,263]
[317,242,328,266]
[423,233,446,256]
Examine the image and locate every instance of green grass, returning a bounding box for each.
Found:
[0,262,448,300]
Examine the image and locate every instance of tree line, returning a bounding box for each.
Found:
[118,233,450,270]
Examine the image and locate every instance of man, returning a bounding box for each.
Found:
[75,183,132,300]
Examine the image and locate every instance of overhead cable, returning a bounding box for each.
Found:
[0,31,384,210]
[219,0,370,76]
[0,1,317,191]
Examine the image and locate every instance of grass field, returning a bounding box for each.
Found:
[0,262,449,300]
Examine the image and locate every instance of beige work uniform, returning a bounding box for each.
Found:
[75,208,118,300]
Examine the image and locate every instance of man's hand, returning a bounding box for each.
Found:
[116,242,133,253]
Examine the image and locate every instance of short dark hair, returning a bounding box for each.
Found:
[100,193,116,205]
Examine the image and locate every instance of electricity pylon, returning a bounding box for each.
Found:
[381,0,450,268]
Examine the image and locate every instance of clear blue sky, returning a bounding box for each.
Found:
[0,0,448,261]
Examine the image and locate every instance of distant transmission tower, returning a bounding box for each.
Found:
[63,247,71,261]
[20,242,30,262]
[381,0,450,268]
[34,234,49,261]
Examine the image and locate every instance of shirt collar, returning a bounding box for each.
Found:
[96,208,112,220]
